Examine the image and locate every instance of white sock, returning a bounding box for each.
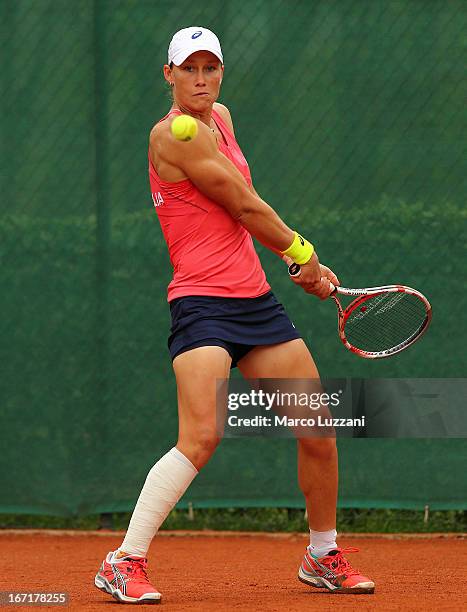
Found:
[119,447,198,557]
[308,528,337,558]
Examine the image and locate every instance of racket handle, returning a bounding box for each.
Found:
[288,263,337,295]
[288,262,301,277]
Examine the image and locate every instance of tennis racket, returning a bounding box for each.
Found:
[288,262,432,359]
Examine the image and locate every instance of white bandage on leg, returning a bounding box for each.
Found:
[120,447,198,557]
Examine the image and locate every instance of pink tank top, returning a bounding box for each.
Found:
[149,108,271,302]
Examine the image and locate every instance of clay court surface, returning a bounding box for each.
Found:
[1,531,466,611]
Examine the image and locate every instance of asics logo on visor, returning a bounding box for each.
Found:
[192,31,202,39]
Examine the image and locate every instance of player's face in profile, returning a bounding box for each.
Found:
[172,51,223,112]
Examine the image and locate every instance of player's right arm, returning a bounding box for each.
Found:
[151,119,329,298]
[153,119,296,252]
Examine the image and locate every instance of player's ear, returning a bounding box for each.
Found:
[163,63,173,84]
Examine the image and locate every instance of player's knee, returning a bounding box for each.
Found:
[178,429,221,470]
[196,429,221,456]
[298,437,337,462]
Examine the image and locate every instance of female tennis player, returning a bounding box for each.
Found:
[95,27,374,603]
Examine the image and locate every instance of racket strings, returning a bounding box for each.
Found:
[344,292,428,353]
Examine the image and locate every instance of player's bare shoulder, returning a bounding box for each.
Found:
[150,115,216,168]
[149,119,173,160]
[214,103,236,136]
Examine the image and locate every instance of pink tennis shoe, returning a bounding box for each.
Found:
[298,546,375,594]
[95,551,162,604]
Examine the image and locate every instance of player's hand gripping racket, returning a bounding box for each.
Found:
[288,262,432,359]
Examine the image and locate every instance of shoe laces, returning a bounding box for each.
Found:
[123,557,150,582]
[323,547,361,577]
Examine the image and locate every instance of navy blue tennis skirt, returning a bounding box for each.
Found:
[168,290,301,368]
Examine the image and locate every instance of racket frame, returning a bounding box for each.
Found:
[287,262,432,359]
[332,285,432,359]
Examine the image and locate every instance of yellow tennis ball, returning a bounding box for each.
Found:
[171,115,198,141]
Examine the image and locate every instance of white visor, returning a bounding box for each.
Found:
[168,27,223,66]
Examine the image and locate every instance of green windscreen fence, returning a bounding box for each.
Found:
[1,1,466,516]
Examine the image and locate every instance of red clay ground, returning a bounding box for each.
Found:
[1,531,466,611]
